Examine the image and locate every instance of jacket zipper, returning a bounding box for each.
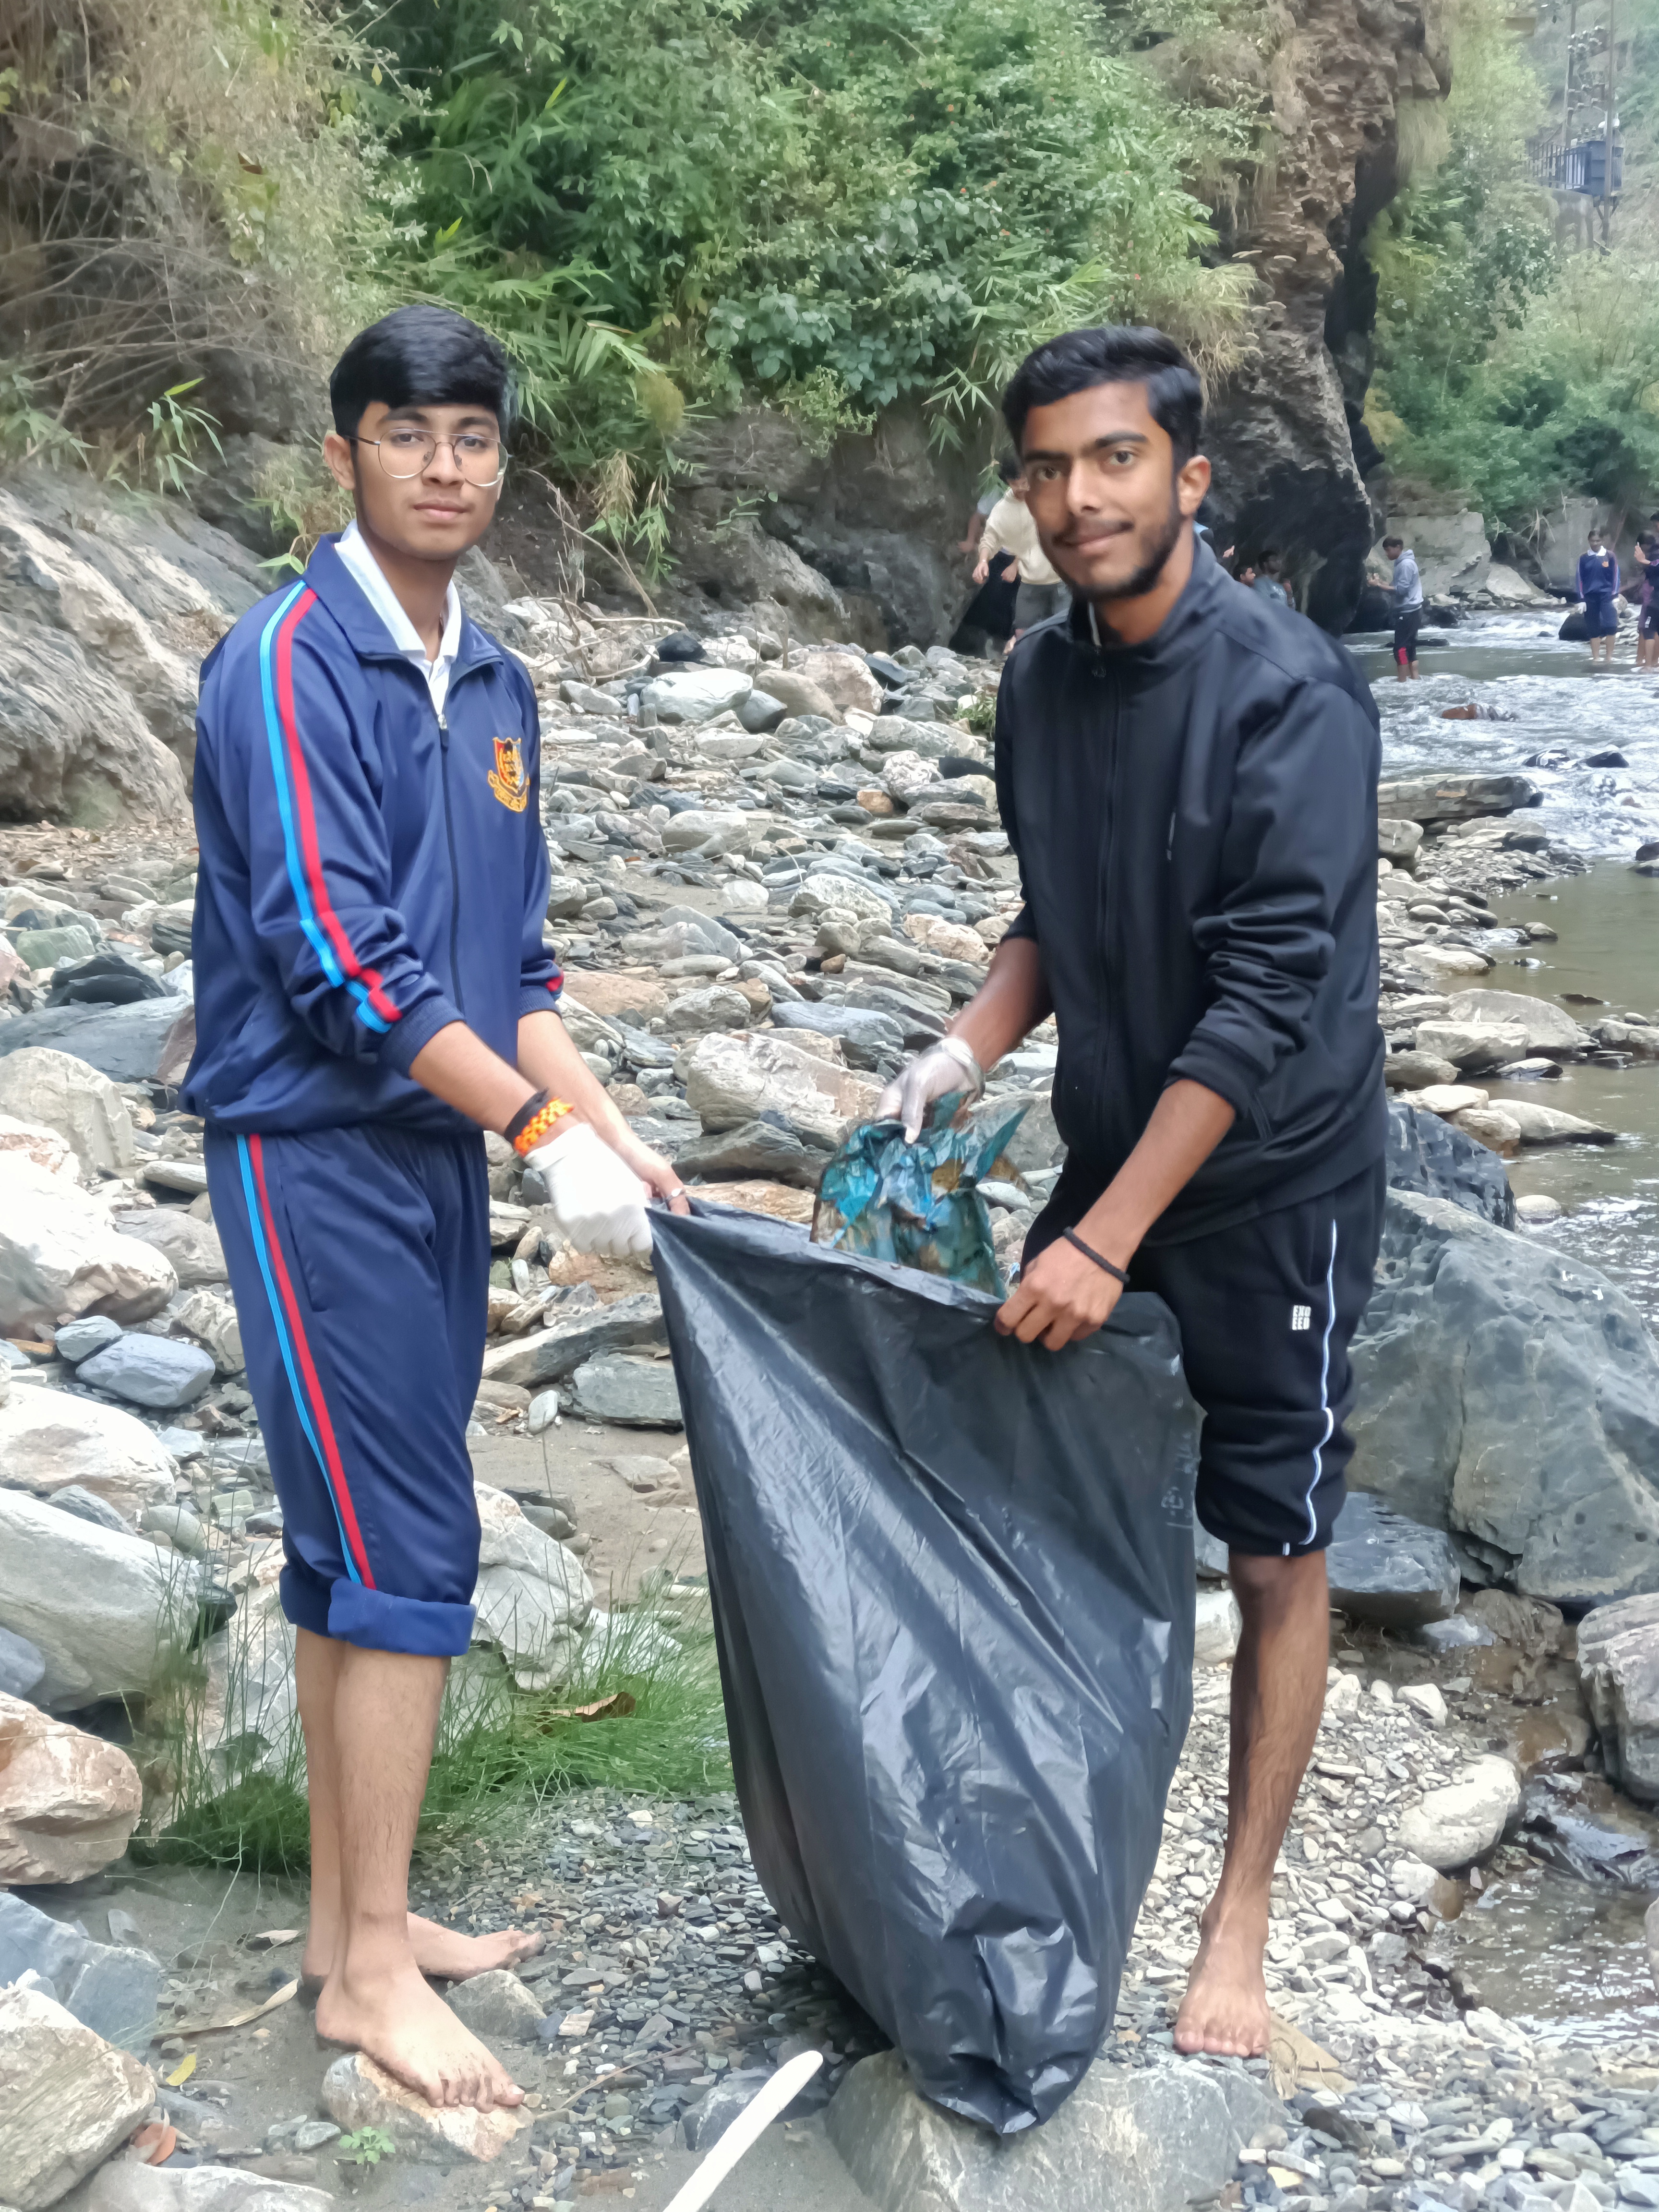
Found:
[437,708,466,1016]
[1094,666,1119,1149]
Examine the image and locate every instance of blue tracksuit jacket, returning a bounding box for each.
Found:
[184,534,563,1134]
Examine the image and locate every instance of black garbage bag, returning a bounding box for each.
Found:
[651,1200,1199,2135]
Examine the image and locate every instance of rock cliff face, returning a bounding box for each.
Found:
[0,469,263,826]
[665,408,976,652]
[1178,0,1451,630]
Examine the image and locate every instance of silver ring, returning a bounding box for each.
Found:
[667,1186,686,1198]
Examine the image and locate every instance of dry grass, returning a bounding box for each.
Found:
[0,0,378,430]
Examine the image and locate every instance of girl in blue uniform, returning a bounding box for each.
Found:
[1578,530,1621,665]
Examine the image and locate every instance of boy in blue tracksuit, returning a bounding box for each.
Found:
[186,306,686,2113]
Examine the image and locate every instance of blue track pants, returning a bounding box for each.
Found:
[204,1122,490,1656]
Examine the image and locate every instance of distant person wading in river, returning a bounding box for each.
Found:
[1579,529,1621,666]
[1629,531,1659,672]
[1381,534,1421,681]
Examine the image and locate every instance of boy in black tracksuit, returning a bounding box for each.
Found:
[877,325,1386,2062]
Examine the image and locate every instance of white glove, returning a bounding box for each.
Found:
[873,1035,984,1143]
[526,1120,652,1257]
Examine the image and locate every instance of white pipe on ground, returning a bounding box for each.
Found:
[659,2048,826,2212]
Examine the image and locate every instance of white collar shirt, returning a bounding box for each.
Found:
[334,519,463,717]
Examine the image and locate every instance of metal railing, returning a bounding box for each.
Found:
[1526,135,1623,194]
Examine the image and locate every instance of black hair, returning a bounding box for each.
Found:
[1001,325,1202,464]
[329,305,514,439]
[1259,548,1279,565]
[996,455,1022,483]
[1382,535,1403,550]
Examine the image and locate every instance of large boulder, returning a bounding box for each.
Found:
[1444,989,1590,1056]
[0,1156,177,1331]
[1396,1755,1521,1870]
[1325,1490,1461,1628]
[672,1118,825,1190]
[0,1389,178,1525]
[0,1487,197,1708]
[1376,773,1539,825]
[471,1483,593,1693]
[0,1983,156,2211]
[75,1332,216,1410]
[1577,1596,1659,1805]
[479,1290,666,1390]
[679,1030,879,1150]
[637,666,751,724]
[0,1890,162,2056]
[1415,1021,1530,1072]
[321,2049,525,2164]
[567,1353,684,1430]
[0,484,201,769]
[788,648,884,717]
[0,997,190,1083]
[0,1692,143,1883]
[660,808,753,855]
[1500,1099,1615,1147]
[1349,1190,1659,1603]
[771,1001,905,1071]
[789,872,899,926]
[110,1209,227,1287]
[64,2168,338,2209]
[0,623,187,828]
[0,1050,135,1175]
[826,2047,1282,2212]
[1533,495,1605,594]
[1384,1100,1514,1228]
[0,1112,77,1183]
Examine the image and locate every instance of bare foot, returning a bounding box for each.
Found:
[1173,1913,1273,2057]
[303,1913,541,1985]
[407,1914,544,1982]
[316,1954,526,2111]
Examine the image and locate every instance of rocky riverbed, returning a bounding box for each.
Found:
[3,479,1659,2212]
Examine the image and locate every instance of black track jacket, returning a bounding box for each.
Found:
[995,537,1386,1245]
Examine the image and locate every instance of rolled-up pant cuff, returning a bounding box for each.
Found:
[279,1563,476,1656]
[327,1581,478,1658]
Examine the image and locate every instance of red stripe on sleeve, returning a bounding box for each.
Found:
[274,591,402,1028]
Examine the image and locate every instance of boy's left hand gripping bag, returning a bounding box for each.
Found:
[651,1200,1200,2136]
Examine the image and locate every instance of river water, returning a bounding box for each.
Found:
[1351,616,1659,2042]
[1353,614,1659,1324]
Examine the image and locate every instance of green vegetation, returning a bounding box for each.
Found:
[374,0,1247,444]
[1367,0,1659,529]
[2,0,1249,557]
[336,2128,397,2169]
[133,1587,732,1875]
[0,0,378,426]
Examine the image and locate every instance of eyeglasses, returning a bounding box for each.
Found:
[351,430,506,487]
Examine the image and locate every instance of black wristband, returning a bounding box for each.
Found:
[504,1087,552,1148]
[1062,1228,1132,1288]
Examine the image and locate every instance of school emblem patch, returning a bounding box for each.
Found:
[487,734,529,813]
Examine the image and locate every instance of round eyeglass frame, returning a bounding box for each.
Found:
[349,433,507,489]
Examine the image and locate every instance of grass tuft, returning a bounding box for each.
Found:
[131,1580,730,1877]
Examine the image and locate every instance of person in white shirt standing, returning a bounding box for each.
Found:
[974,463,1070,637]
